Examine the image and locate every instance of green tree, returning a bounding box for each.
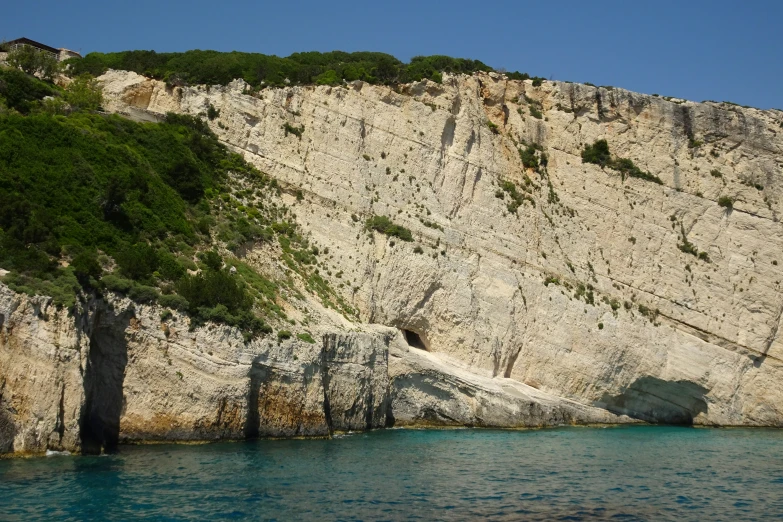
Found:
[7,46,60,81]
[314,69,339,85]
[71,249,102,285]
[64,74,103,112]
[198,250,223,271]
[0,67,59,114]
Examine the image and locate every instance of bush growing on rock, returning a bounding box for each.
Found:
[101,274,134,294]
[71,249,102,285]
[63,74,103,112]
[297,332,316,344]
[365,215,413,241]
[128,284,160,304]
[198,250,223,271]
[718,196,734,209]
[581,139,612,167]
[582,139,662,184]
[283,123,304,138]
[159,293,190,311]
[519,145,540,170]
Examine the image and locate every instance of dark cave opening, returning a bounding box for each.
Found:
[80,309,131,455]
[403,330,427,351]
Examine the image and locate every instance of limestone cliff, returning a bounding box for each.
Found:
[3,68,783,454]
[0,282,624,455]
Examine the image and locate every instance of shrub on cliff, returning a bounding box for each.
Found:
[365,215,413,241]
[718,196,734,209]
[176,268,250,313]
[581,139,612,166]
[314,69,340,85]
[519,145,540,170]
[582,139,662,184]
[0,67,59,114]
[63,74,103,112]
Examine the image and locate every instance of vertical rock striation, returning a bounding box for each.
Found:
[97,69,783,427]
[3,68,783,455]
[0,285,629,456]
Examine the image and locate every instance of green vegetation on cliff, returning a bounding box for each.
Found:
[66,50,539,88]
[365,215,413,242]
[0,66,347,338]
[0,67,60,114]
[582,139,662,184]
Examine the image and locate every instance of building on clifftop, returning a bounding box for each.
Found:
[3,37,82,62]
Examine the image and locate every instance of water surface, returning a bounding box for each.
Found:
[2,426,782,520]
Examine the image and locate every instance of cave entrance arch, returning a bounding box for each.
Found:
[402,329,428,351]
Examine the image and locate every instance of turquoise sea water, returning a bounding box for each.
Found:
[2,426,783,521]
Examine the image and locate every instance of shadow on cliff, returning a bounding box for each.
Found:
[244,357,262,440]
[0,396,15,454]
[79,307,132,454]
[598,376,709,425]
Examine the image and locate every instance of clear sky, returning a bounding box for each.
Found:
[3,0,781,109]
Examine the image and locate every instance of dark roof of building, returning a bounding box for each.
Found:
[7,37,60,55]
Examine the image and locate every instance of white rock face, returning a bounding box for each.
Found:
[3,69,783,455]
[388,339,632,427]
[98,69,783,427]
[0,285,626,455]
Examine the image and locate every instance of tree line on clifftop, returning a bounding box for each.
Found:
[66,50,543,88]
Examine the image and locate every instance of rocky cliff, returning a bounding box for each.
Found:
[3,69,783,455]
[0,281,623,455]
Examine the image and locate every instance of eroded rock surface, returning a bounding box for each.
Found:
[3,69,783,454]
[1,286,627,455]
[98,69,783,427]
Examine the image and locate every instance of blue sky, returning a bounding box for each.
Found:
[3,0,781,109]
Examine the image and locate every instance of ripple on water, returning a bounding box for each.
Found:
[1,426,783,521]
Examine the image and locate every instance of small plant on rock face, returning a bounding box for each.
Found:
[581,139,661,184]
[283,123,304,138]
[296,332,316,344]
[365,215,413,241]
[581,139,612,167]
[718,196,734,209]
[530,106,543,119]
[519,145,539,170]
